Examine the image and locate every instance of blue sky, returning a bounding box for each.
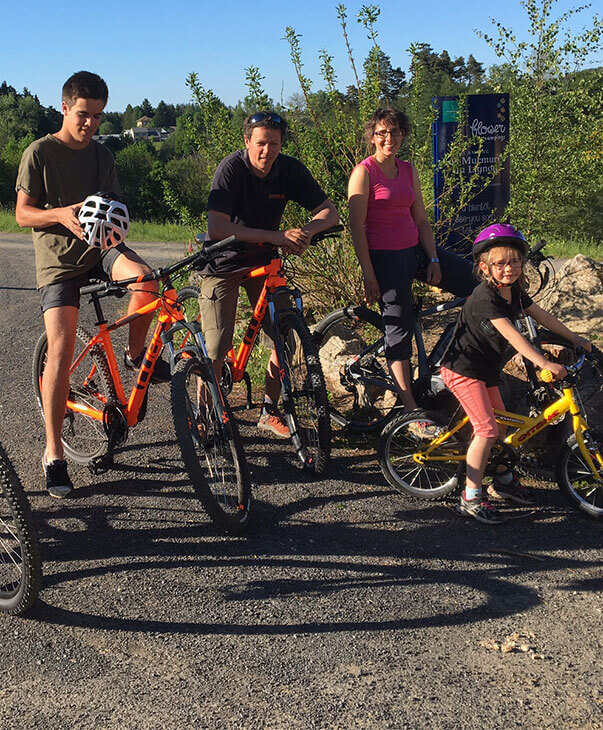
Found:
[1,0,599,112]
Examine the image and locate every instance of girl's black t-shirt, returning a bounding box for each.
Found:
[441,282,533,386]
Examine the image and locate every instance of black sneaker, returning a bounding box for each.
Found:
[489,472,536,505]
[124,348,171,383]
[457,492,504,524]
[43,457,73,499]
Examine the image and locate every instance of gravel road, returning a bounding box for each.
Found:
[0,233,601,729]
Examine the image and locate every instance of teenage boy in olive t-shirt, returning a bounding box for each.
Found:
[16,70,169,498]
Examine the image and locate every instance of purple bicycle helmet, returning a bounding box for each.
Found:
[473,223,528,260]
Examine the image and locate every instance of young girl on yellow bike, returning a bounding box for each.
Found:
[439,224,591,524]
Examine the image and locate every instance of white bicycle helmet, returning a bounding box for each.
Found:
[79,192,130,249]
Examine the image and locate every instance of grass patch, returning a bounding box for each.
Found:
[2,204,599,260]
[0,206,22,233]
[0,206,199,244]
[128,220,197,244]
[537,235,600,260]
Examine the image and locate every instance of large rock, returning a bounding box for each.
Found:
[537,254,603,336]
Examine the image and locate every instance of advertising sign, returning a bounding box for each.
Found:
[433,93,510,255]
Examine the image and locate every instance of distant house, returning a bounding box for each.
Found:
[93,133,122,144]
[94,113,176,144]
[123,125,175,142]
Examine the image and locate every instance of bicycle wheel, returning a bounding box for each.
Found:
[502,335,603,426]
[555,431,603,519]
[174,286,201,351]
[314,305,397,432]
[279,311,331,473]
[32,327,114,464]
[0,442,42,615]
[171,357,251,534]
[378,411,464,499]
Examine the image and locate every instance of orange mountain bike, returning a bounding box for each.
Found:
[32,237,252,534]
[178,226,343,474]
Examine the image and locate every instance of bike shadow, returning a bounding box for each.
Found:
[21,437,602,638]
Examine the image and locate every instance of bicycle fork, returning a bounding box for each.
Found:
[270,302,315,470]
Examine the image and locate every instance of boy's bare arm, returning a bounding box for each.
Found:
[16,191,84,240]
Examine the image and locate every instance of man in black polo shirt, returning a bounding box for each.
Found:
[201,111,339,437]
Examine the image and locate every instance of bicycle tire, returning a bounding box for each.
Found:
[32,328,115,464]
[555,431,603,519]
[314,305,398,433]
[0,442,42,615]
[171,357,251,534]
[279,311,331,473]
[378,411,464,499]
[175,286,202,351]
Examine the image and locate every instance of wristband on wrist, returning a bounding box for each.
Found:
[430,257,440,264]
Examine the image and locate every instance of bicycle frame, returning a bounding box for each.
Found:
[68,285,197,428]
[417,385,602,480]
[224,255,301,390]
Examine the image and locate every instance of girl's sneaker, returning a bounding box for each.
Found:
[489,472,536,505]
[457,491,504,524]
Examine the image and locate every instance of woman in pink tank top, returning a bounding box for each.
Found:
[348,108,442,414]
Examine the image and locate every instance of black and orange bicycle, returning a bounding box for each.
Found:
[32,237,252,534]
[178,226,343,474]
[0,440,41,614]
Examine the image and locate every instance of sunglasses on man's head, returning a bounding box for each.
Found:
[248,112,283,125]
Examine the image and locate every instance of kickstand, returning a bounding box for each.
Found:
[242,371,253,409]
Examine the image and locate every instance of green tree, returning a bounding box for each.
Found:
[0,132,34,203]
[122,104,137,130]
[478,0,603,240]
[115,141,157,218]
[140,98,154,117]
[152,100,176,127]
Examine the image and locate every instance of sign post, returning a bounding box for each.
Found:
[433,93,510,255]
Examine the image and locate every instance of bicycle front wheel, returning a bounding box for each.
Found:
[555,431,603,519]
[378,411,464,499]
[314,305,397,432]
[0,443,42,615]
[171,357,251,534]
[279,311,331,474]
[32,327,114,464]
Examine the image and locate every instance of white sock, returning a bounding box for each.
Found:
[262,396,275,415]
[464,486,482,501]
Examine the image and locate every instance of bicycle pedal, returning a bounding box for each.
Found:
[88,454,114,475]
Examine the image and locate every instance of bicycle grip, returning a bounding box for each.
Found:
[540,369,554,383]
[80,282,107,295]
[529,239,547,255]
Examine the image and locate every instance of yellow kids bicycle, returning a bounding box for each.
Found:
[378,350,603,519]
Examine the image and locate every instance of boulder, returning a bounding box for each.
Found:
[537,254,603,337]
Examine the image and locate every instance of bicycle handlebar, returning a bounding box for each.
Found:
[540,348,586,382]
[79,235,238,297]
[80,226,345,298]
[194,224,344,252]
[527,239,548,263]
[309,224,344,243]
